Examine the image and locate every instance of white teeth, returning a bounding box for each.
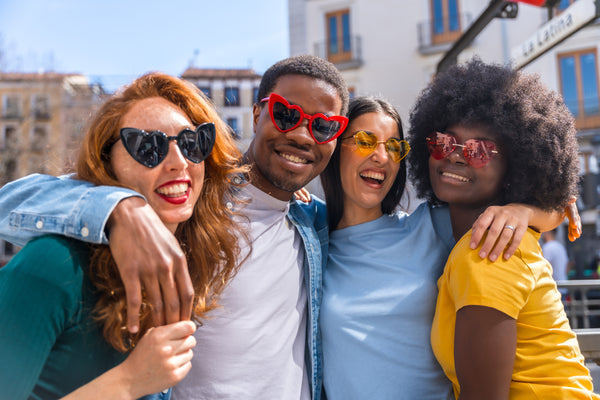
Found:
[360,171,385,182]
[156,183,189,197]
[281,153,308,164]
[442,172,470,182]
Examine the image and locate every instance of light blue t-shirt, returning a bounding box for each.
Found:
[320,202,455,400]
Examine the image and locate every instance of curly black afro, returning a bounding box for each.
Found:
[407,59,580,211]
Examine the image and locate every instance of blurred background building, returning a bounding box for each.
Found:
[0,72,105,264]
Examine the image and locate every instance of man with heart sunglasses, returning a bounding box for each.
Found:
[0,55,348,400]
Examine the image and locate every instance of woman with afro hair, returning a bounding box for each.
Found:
[408,59,598,398]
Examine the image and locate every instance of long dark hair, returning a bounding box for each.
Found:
[320,96,407,229]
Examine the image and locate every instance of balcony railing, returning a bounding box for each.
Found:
[314,35,363,70]
[417,12,473,54]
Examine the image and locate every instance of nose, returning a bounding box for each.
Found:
[286,118,315,147]
[163,141,188,170]
[448,144,467,164]
[370,141,390,163]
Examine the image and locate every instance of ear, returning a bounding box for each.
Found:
[252,103,263,133]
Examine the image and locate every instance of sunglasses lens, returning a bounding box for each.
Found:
[427,133,455,160]
[178,122,216,163]
[464,140,496,168]
[354,131,377,156]
[121,129,168,168]
[387,139,410,163]
[272,101,302,132]
[311,117,342,143]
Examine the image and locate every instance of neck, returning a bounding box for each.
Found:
[448,204,489,241]
[337,203,383,230]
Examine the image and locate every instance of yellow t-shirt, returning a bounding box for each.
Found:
[431,228,598,399]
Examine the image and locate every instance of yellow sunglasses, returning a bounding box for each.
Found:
[343,130,410,163]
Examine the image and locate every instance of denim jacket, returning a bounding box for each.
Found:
[0,173,330,400]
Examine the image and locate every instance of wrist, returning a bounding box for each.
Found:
[106,197,147,240]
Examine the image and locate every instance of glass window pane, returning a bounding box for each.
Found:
[225,88,239,106]
[580,53,599,116]
[448,0,459,32]
[328,16,338,54]
[342,13,351,52]
[560,56,579,116]
[433,0,444,34]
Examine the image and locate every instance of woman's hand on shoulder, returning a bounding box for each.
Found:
[294,187,312,203]
[469,204,532,262]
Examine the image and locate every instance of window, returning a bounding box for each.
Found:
[31,125,48,152]
[198,86,211,99]
[32,95,50,119]
[224,87,240,106]
[1,125,17,151]
[558,49,600,129]
[557,0,576,11]
[431,0,461,45]
[348,87,356,100]
[326,9,352,63]
[2,95,21,118]
[227,117,240,139]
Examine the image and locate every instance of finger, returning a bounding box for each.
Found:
[159,271,180,325]
[174,261,194,322]
[171,334,197,355]
[476,216,507,259]
[142,277,165,327]
[121,271,143,333]
[470,211,495,250]
[170,348,195,369]
[161,320,197,340]
[501,224,525,260]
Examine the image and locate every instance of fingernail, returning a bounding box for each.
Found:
[489,254,497,262]
[479,251,487,259]
[470,242,477,249]
[129,325,139,334]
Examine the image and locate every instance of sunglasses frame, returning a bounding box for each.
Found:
[119,122,216,168]
[343,130,410,163]
[426,131,499,168]
[261,93,348,144]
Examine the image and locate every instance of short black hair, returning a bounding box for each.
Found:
[407,59,579,211]
[321,96,407,229]
[256,54,349,116]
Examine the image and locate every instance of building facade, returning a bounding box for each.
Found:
[180,68,262,151]
[288,0,600,275]
[0,72,105,265]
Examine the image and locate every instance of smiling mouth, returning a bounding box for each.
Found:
[441,171,470,182]
[156,182,190,197]
[280,152,308,164]
[360,170,385,184]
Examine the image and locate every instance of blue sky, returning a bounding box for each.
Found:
[0,0,289,91]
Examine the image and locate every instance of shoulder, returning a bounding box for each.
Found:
[5,235,90,283]
[293,195,328,228]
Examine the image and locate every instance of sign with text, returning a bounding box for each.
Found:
[511,0,598,69]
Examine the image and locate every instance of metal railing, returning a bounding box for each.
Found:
[557,280,600,364]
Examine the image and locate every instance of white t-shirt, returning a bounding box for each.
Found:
[172,184,309,400]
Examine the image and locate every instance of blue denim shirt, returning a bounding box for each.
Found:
[0,173,329,400]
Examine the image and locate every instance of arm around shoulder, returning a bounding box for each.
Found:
[0,173,142,246]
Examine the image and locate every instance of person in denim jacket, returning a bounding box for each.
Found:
[0,55,348,400]
[0,72,248,399]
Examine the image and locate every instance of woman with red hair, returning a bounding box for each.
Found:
[0,72,247,399]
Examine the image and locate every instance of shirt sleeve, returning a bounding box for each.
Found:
[447,237,536,319]
[0,173,143,246]
[0,236,87,398]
